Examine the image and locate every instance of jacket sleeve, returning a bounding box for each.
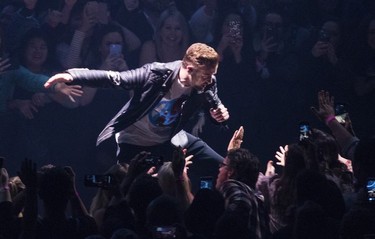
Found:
[66,64,153,89]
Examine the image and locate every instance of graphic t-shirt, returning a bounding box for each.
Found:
[116,78,191,146]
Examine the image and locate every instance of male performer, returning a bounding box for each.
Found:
[44,43,229,165]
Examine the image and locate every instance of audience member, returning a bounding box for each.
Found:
[1,2,375,239]
[157,147,194,211]
[18,159,98,239]
[139,6,190,66]
[301,19,354,106]
[89,163,127,231]
[0,25,82,174]
[257,143,306,234]
[189,0,217,44]
[200,11,256,156]
[146,195,187,239]
[294,169,345,237]
[216,148,270,239]
[126,173,162,238]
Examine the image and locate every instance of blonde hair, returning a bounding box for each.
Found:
[157,162,193,210]
[154,6,190,61]
[182,43,219,70]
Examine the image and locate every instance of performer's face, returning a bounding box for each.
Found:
[188,65,217,91]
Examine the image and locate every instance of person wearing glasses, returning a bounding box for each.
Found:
[215,148,270,239]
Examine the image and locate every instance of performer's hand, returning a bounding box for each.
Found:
[44,73,73,88]
[210,104,229,123]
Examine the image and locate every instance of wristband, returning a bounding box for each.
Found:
[325,115,336,125]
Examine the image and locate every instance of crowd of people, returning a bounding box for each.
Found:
[0,0,375,238]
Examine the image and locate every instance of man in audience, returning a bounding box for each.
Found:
[215,148,270,239]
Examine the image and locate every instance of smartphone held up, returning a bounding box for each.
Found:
[200,176,213,190]
[299,121,311,143]
[84,174,116,189]
[109,44,122,56]
[335,103,348,125]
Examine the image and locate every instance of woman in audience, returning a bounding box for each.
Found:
[89,163,127,231]
[157,151,194,212]
[9,28,80,117]
[139,6,190,66]
[307,128,354,194]
[56,1,140,70]
[302,18,353,105]
[257,143,307,234]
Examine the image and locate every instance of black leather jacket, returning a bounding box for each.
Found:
[67,61,222,145]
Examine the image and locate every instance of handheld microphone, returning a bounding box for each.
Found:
[205,90,229,130]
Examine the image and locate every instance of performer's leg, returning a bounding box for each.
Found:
[116,142,174,164]
[183,131,224,192]
[184,132,224,163]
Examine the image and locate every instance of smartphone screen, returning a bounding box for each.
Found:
[367,178,375,203]
[109,44,122,56]
[335,113,348,124]
[154,226,176,238]
[228,20,241,39]
[318,29,330,42]
[335,103,348,124]
[84,174,114,188]
[200,176,213,189]
[299,121,311,142]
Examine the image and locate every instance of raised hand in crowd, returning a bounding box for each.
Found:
[18,158,38,239]
[274,145,288,167]
[0,158,11,202]
[80,1,99,32]
[64,166,90,217]
[227,125,244,151]
[171,147,186,179]
[263,145,288,177]
[121,151,158,197]
[311,90,358,159]
[311,90,336,122]
[216,15,244,63]
[60,0,78,25]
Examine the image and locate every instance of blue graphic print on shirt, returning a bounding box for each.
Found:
[149,97,185,126]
